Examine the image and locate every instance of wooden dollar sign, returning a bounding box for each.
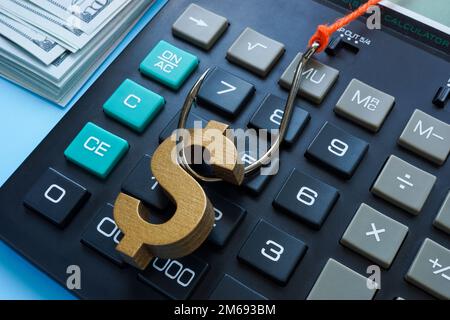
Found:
[113,121,244,269]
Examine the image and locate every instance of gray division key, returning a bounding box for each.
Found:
[307,258,377,300]
[406,238,450,300]
[335,79,395,132]
[172,4,229,50]
[341,203,408,268]
[398,109,450,165]
[279,53,339,104]
[371,155,436,215]
[434,191,450,235]
[226,27,285,77]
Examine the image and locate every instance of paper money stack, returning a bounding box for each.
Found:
[0,0,153,106]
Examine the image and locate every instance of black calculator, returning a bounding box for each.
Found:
[1,0,449,300]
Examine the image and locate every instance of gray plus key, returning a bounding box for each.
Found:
[335,79,395,132]
[172,4,229,50]
[307,259,377,300]
[398,109,450,165]
[371,155,436,215]
[406,238,450,300]
[434,191,450,235]
[227,27,285,77]
[279,53,339,104]
[341,203,408,268]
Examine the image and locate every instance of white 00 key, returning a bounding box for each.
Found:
[261,240,284,262]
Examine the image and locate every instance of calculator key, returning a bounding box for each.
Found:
[23,168,89,227]
[341,203,408,268]
[405,238,450,300]
[226,27,285,77]
[81,204,124,266]
[307,259,377,300]
[433,85,450,108]
[122,155,169,210]
[207,192,246,247]
[103,79,164,133]
[334,79,395,132]
[249,94,310,145]
[172,4,229,50]
[209,274,267,300]
[140,40,199,90]
[279,53,339,104]
[398,109,450,165]
[273,169,339,229]
[305,122,369,179]
[238,220,307,284]
[198,67,255,117]
[64,122,129,179]
[240,148,279,194]
[138,256,209,300]
[159,110,207,143]
[434,191,450,235]
[371,155,436,215]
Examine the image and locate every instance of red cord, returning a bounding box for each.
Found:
[309,0,382,52]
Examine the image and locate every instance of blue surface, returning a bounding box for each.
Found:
[0,0,167,300]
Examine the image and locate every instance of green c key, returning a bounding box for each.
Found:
[103,79,165,132]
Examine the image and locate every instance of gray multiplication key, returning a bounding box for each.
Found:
[307,259,377,300]
[172,4,229,50]
[398,109,450,165]
[341,203,408,268]
[434,191,450,235]
[371,155,436,215]
[335,79,395,132]
[279,53,339,104]
[226,27,285,77]
[406,238,450,300]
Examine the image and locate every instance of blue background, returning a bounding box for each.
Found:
[0,0,167,299]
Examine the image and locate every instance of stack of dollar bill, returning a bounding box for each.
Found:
[0,0,153,106]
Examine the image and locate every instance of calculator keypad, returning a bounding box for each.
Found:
[10,1,450,301]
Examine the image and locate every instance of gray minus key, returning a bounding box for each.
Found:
[406,238,450,300]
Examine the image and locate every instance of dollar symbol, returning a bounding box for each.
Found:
[113,121,243,269]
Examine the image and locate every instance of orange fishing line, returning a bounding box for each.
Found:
[309,0,382,52]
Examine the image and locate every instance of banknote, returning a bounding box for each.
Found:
[0,0,150,105]
[0,0,153,106]
[29,0,130,35]
[0,12,65,65]
[0,0,130,51]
